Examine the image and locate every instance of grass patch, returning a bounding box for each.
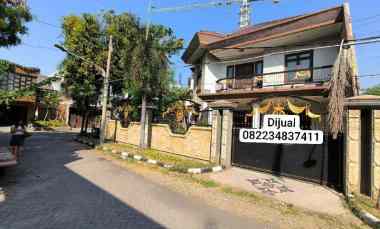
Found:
[221,186,258,200]
[33,120,66,129]
[191,176,220,188]
[100,143,214,172]
[352,194,380,219]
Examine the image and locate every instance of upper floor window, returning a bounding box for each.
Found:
[285,51,313,82]
[226,61,263,79]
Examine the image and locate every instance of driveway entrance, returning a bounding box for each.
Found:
[231,127,344,191]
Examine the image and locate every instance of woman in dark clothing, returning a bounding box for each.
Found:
[10,121,26,161]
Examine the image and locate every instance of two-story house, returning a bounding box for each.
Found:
[182,4,358,191]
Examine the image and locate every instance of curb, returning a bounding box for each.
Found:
[74,136,97,148]
[102,148,224,174]
[347,197,380,228]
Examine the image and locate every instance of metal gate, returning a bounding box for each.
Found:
[360,109,372,196]
[231,127,343,189]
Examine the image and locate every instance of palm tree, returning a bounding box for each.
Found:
[127,24,183,148]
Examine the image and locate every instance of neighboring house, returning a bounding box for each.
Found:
[35,73,74,125]
[182,4,358,191]
[0,61,41,126]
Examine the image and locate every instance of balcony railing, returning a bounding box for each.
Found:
[215,65,333,92]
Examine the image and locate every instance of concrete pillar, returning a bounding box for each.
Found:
[221,109,233,168]
[251,103,260,129]
[346,109,361,194]
[211,110,222,164]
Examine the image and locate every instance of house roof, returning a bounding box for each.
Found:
[345,95,380,107]
[0,59,41,77]
[182,5,346,64]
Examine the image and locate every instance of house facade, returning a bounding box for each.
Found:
[0,61,41,126]
[182,4,358,191]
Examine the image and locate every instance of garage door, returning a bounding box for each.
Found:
[231,127,343,189]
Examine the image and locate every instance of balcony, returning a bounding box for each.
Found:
[215,65,333,92]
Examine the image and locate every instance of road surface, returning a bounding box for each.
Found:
[0,130,267,229]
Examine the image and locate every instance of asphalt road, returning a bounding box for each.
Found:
[0,131,267,229]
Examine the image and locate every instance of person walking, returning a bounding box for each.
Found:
[9,121,26,161]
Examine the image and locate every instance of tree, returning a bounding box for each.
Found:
[0,1,32,105]
[59,11,183,142]
[59,14,107,133]
[0,0,32,47]
[39,90,60,120]
[366,84,380,96]
[126,24,183,148]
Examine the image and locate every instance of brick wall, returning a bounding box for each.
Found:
[346,109,380,200]
[107,121,212,161]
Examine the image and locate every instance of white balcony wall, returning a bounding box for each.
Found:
[202,55,226,93]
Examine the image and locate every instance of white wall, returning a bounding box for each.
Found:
[202,55,226,93]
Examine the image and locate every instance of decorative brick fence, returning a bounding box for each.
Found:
[106,121,213,161]
[345,95,380,200]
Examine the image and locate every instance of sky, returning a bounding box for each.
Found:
[0,0,380,89]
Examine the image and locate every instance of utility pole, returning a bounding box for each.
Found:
[99,35,113,144]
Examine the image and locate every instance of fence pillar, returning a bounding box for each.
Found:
[346,109,361,194]
[221,109,233,168]
[252,103,260,129]
[211,110,222,164]
[372,110,380,199]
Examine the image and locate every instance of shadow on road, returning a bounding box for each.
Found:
[0,131,165,229]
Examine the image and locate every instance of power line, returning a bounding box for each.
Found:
[33,17,61,29]
[20,42,59,51]
[356,74,380,79]
[354,13,380,24]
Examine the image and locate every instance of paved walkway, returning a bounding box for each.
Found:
[0,131,267,229]
[209,167,347,215]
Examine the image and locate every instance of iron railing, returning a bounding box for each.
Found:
[215,65,333,92]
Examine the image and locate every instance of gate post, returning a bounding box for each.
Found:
[211,110,222,164]
[221,109,233,168]
[345,109,361,194]
[373,110,380,200]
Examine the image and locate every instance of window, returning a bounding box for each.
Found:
[285,51,313,82]
[226,61,263,79]
[226,66,235,79]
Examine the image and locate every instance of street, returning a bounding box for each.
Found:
[0,130,266,229]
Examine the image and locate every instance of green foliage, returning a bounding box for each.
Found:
[0,0,32,47]
[366,84,380,96]
[0,88,33,106]
[59,11,184,128]
[0,59,12,76]
[126,23,183,99]
[33,120,66,128]
[0,75,59,107]
[39,90,60,109]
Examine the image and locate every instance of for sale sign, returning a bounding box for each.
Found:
[239,115,324,145]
